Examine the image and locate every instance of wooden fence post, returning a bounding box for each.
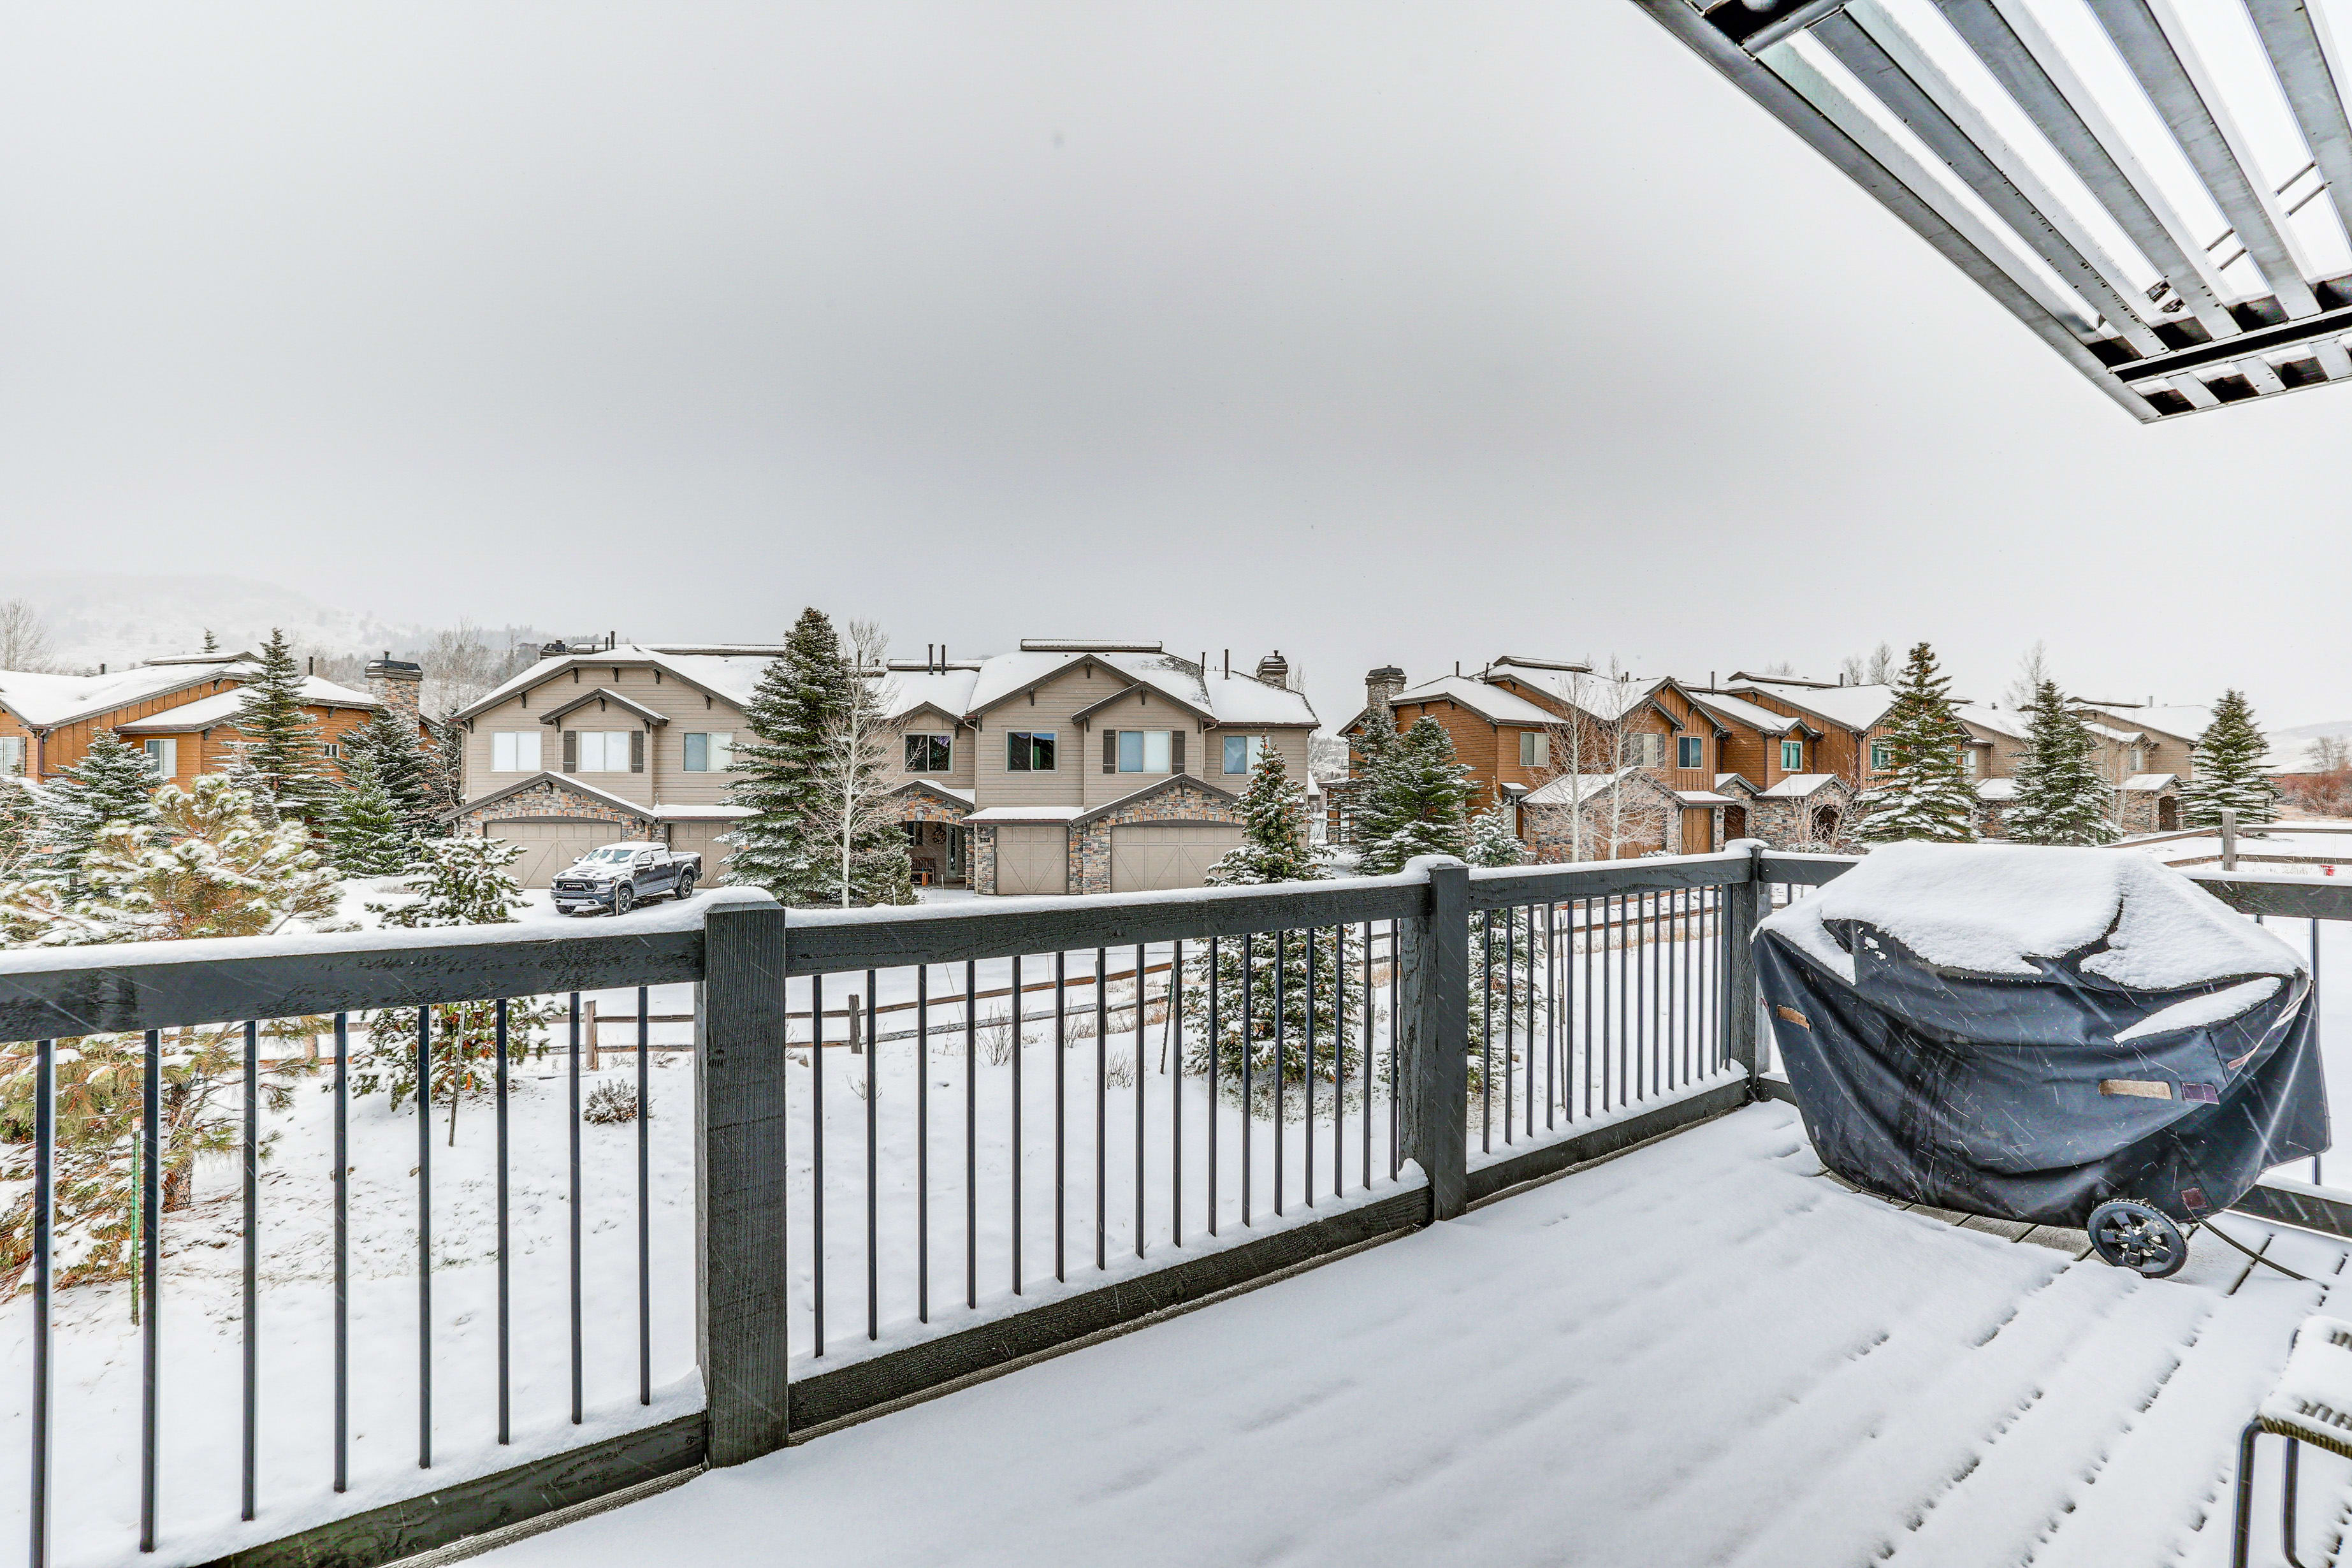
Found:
[1398,857,1469,1223]
[1725,841,1766,1089]
[696,895,791,1465]
[584,999,600,1072]
[847,995,862,1054]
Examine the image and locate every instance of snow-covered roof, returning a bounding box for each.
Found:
[1389,675,1557,729]
[1521,767,1654,805]
[964,804,1085,824]
[1758,773,1843,799]
[1715,773,1750,792]
[1675,790,1739,806]
[0,654,259,730]
[453,644,776,723]
[2121,773,2181,792]
[880,666,982,723]
[1689,690,1803,735]
[1975,778,2019,801]
[1732,679,1898,734]
[964,648,1316,728]
[2077,704,2213,743]
[1490,667,1671,723]
[113,676,380,733]
[1953,704,2028,742]
[2082,722,2147,745]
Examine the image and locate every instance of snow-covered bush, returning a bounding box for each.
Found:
[584,1081,640,1125]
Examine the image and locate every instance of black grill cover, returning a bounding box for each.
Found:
[1756,852,2327,1229]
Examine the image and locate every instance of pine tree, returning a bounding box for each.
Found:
[1182,923,1363,1112]
[221,743,281,828]
[1354,717,1473,875]
[1465,801,1526,867]
[726,609,856,901]
[422,713,467,822]
[200,629,218,653]
[233,629,332,824]
[324,751,412,876]
[38,731,161,886]
[2182,689,2280,827]
[1855,642,1977,845]
[1205,750,1326,886]
[370,834,532,927]
[2006,680,2116,846]
[343,708,440,841]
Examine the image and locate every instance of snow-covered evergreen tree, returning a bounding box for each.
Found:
[233,629,331,824]
[324,751,412,876]
[2005,680,2116,846]
[370,833,532,927]
[725,608,855,901]
[1181,921,1362,1112]
[800,621,914,907]
[1854,642,1976,845]
[342,708,440,841]
[418,713,466,822]
[2182,690,2279,828]
[1465,801,1526,867]
[36,730,160,886]
[1206,750,1327,886]
[1353,717,1472,875]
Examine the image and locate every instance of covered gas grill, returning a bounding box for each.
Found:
[1756,843,2328,1276]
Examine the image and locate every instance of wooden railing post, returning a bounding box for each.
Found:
[1398,857,1469,1222]
[695,895,791,1466]
[1724,840,1767,1089]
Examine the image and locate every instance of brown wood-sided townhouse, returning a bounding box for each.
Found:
[878,642,1319,896]
[0,650,399,788]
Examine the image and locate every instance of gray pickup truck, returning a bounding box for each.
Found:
[551,842,701,916]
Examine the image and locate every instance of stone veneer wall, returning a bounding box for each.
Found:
[1072,780,1244,894]
[971,824,998,895]
[1745,780,1856,850]
[454,778,647,835]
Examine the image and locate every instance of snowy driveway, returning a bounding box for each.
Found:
[477,1101,2350,1568]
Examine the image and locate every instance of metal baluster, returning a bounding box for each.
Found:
[568,992,583,1425]
[417,1006,433,1468]
[1600,897,1612,1112]
[140,1027,159,1553]
[2315,920,2326,1186]
[1388,920,1400,1182]
[1135,942,1147,1254]
[31,1038,53,1568]
[1172,940,1184,1245]
[1054,954,1066,1282]
[1582,899,1593,1117]
[1547,903,1560,1129]
[1303,928,1316,1207]
[1242,934,1254,1221]
[1207,937,1220,1237]
[1361,922,1374,1189]
[1502,909,1515,1147]
[241,1020,258,1520]
[812,973,825,1353]
[1332,927,1344,1200]
[637,987,651,1401]
[1274,929,1287,1217]
[965,960,977,1309]
[333,1012,349,1492]
[917,966,929,1321]
[1095,948,1108,1269]
[1012,955,1024,1295]
[866,978,878,1340]
[495,1000,510,1444]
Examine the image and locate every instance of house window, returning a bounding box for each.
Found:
[1961,748,1979,776]
[1676,736,1703,769]
[1628,733,1666,768]
[0,737,22,776]
[686,732,737,773]
[903,733,952,773]
[568,730,641,773]
[1116,730,1173,772]
[2128,746,2145,773]
[1225,734,1269,774]
[321,743,342,760]
[1869,740,1892,771]
[1006,730,1057,772]
[1519,732,1550,769]
[493,731,542,773]
[142,737,178,778]
[1781,738,1804,772]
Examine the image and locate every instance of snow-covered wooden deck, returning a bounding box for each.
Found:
[471,1102,2351,1568]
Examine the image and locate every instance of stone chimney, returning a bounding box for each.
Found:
[1365,664,1405,713]
[366,654,425,729]
[1256,650,1290,688]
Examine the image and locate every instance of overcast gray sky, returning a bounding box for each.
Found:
[3,1,2345,729]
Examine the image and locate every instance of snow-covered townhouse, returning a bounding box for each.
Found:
[0,649,400,788]
[1332,658,1740,860]
[444,642,777,886]
[2070,699,2207,832]
[875,641,1318,896]
[1951,702,2031,836]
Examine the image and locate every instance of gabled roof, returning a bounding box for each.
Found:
[2084,722,2149,745]
[0,654,259,730]
[112,676,380,734]
[1688,690,1811,737]
[536,688,671,728]
[1757,773,1847,799]
[890,779,976,811]
[1521,767,1664,806]
[1378,675,1557,729]
[1952,704,2028,743]
[881,666,984,725]
[2121,773,2182,792]
[1070,681,1217,730]
[446,771,655,822]
[962,648,1316,729]
[1731,679,1899,735]
[452,645,775,725]
[2085,705,2214,744]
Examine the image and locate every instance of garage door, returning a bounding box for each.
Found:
[495,820,625,889]
[1110,823,1242,893]
[993,825,1069,896]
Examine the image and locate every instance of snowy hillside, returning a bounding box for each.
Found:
[14,572,428,668]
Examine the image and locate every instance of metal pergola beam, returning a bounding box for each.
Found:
[2243,0,2352,255]
[2112,298,2352,380]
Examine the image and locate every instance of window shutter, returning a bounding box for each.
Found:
[1172,730,1185,774]
[631,730,645,773]
[1103,729,1118,774]
[563,730,577,772]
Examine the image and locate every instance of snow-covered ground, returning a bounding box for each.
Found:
[473,1101,2352,1568]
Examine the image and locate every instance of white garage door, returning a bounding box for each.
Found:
[495,820,625,889]
[993,825,1068,896]
[1110,823,1242,893]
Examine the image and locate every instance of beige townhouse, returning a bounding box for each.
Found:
[878,641,1318,895]
[445,642,774,885]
